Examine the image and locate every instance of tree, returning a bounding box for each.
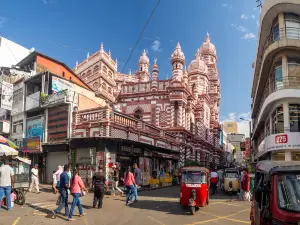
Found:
[185,160,201,167]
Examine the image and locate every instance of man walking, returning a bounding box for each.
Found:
[132,163,141,202]
[52,164,70,218]
[242,168,251,201]
[92,167,107,209]
[111,165,123,196]
[210,170,218,195]
[0,160,14,211]
[29,164,40,193]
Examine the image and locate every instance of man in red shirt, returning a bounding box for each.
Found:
[242,168,250,201]
[210,171,218,195]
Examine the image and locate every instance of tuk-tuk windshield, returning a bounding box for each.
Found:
[225,171,239,178]
[182,171,206,184]
[277,174,300,212]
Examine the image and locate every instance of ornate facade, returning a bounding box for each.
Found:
[74,33,222,168]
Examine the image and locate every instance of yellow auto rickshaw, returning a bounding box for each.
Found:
[223,168,240,194]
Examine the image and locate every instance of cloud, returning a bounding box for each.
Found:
[241,14,248,20]
[152,40,162,52]
[251,15,256,20]
[222,3,232,9]
[241,33,256,40]
[231,24,248,33]
[0,16,7,27]
[256,20,260,27]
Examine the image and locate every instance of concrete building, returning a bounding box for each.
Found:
[223,121,238,134]
[251,0,300,162]
[0,36,30,67]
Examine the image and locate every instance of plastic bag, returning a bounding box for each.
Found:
[243,191,251,201]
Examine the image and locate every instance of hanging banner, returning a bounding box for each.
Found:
[52,76,72,93]
[0,81,13,110]
[26,116,44,141]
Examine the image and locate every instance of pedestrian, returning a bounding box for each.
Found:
[217,169,223,191]
[54,165,63,188]
[92,167,107,209]
[132,163,141,202]
[111,165,124,196]
[210,170,218,195]
[52,164,70,218]
[239,170,245,200]
[242,168,251,201]
[0,159,14,211]
[29,164,40,194]
[68,168,89,221]
[124,166,136,205]
[52,170,58,194]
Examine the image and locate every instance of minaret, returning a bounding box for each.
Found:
[151,58,159,91]
[183,66,188,86]
[170,42,185,86]
[136,50,150,82]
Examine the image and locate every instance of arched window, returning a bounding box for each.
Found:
[134,109,143,120]
[94,65,99,73]
[93,82,99,90]
[81,73,86,79]
[108,87,112,94]
[103,66,107,74]
[192,83,196,93]
[102,83,107,91]
[108,71,113,79]
[87,70,92,77]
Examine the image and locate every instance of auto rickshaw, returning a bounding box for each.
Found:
[223,168,240,194]
[180,167,209,215]
[250,160,300,225]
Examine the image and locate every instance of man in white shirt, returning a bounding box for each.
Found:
[0,160,14,211]
[29,164,40,193]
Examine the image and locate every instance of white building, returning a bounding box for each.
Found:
[0,36,30,67]
[251,0,300,161]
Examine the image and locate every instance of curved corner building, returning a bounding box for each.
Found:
[252,0,300,162]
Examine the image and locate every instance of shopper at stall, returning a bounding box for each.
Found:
[92,167,107,209]
[111,165,124,196]
[52,164,70,218]
[68,168,88,221]
[124,166,136,205]
[29,164,40,194]
[0,159,14,211]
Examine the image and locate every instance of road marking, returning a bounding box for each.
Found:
[187,208,250,225]
[218,202,250,207]
[12,217,20,225]
[148,216,166,225]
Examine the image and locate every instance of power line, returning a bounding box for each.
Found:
[0,32,19,63]
[120,0,161,73]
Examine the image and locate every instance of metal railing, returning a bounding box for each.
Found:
[253,76,300,130]
[262,27,300,54]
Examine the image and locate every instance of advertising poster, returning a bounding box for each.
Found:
[26,116,44,141]
[76,148,96,188]
[52,76,72,93]
[0,80,13,110]
[22,137,41,153]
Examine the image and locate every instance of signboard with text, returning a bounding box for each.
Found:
[22,137,41,153]
[52,76,72,93]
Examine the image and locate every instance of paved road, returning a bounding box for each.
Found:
[0,186,251,225]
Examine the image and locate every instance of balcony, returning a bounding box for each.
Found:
[41,90,78,107]
[25,91,41,111]
[253,76,300,130]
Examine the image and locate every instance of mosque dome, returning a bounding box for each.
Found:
[138,50,150,65]
[199,33,216,56]
[171,42,185,64]
[188,56,208,74]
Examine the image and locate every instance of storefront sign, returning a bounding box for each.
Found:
[22,137,41,152]
[52,76,72,93]
[256,133,300,159]
[0,120,10,134]
[144,150,153,157]
[0,81,13,110]
[26,116,44,140]
[120,145,142,155]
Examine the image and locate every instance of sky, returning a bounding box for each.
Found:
[0,0,260,136]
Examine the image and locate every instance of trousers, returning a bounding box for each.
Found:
[93,190,104,208]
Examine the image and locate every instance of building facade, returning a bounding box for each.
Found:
[73,33,222,170]
[251,0,300,161]
[223,121,238,134]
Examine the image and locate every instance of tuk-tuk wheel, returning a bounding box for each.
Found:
[16,190,25,205]
[189,206,195,215]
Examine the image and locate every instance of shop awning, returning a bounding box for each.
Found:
[0,144,19,156]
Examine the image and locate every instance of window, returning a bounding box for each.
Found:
[13,88,23,103]
[62,71,65,77]
[272,152,285,161]
[265,117,270,136]
[292,152,300,161]
[13,120,23,133]
[272,17,280,41]
[274,60,283,90]
[289,104,300,132]
[87,70,92,77]
[94,65,99,73]
[81,73,86,79]
[134,109,142,120]
[285,13,300,40]
[272,105,284,134]
[102,83,107,91]
[288,57,300,86]
[108,87,112,94]
[103,66,107,74]
[181,171,207,184]
[108,71,113,79]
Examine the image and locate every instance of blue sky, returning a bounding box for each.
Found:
[0,0,260,128]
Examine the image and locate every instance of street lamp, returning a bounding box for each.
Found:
[240,118,252,163]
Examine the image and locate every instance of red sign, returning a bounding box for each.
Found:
[275,134,288,144]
